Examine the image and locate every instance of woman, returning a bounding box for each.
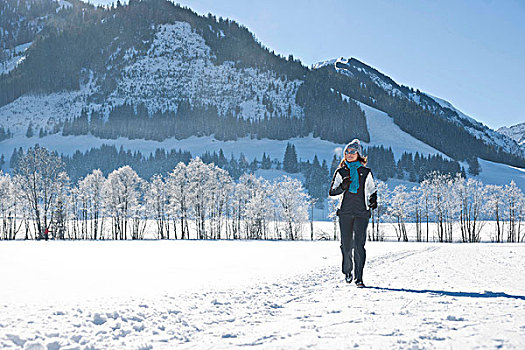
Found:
[329,139,377,288]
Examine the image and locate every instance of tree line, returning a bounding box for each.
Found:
[340,173,524,243]
[1,145,311,241]
[7,143,471,209]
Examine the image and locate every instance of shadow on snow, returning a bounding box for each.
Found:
[367,286,525,301]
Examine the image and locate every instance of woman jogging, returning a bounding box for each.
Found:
[329,139,377,288]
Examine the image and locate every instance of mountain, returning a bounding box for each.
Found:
[498,122,525,146]
[0,0,524,191]
[312,57,525,165]
[0,0,368,145]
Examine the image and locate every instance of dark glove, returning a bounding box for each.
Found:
[369,192,378,209]
[340,176,352,191]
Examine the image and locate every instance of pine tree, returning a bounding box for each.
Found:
[467,157,480,176]
[26,123,34,138]
[283,143,298,173]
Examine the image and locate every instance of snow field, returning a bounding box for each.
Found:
[0,241,524,349]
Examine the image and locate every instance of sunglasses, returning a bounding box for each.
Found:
[344,149,358,155]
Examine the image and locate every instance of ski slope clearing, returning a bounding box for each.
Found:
[1,241,524,349]
[355,100,446,159]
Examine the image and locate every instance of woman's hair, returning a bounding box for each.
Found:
[339,153,368,168]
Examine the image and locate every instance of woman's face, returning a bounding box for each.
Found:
[344,148,358,162]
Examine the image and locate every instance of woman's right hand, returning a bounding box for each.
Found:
[340,176,352,190]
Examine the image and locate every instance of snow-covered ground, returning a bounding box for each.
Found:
[1,240,524,349]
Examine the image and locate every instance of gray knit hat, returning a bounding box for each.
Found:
[343,139,362,157]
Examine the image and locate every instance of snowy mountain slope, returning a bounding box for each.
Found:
[0,42,31,75]
[110,22,304,118]
[345,96,447,159]
[0,98,448,166]
[498,122,525,146]
[0,21,304,136]
[0,79,99,135]
[1,241,524,349]
[315,57,524,158]
[475,158,525,190]
[4,99,523,192]
[0,0,76,50]
[425,93,522,153]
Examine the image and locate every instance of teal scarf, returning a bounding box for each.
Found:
[344,160,360,193]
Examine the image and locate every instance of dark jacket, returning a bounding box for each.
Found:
[329,162,377,217]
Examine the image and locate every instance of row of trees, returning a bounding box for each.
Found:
[346,173,524,243]
[3,146,524,243]
[1,145,311,241]
[6,143,474,213]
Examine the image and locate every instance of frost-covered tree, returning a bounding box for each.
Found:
[426,172,451,242]
[167,162,190,239]
[443,174,462,242]
[457,177,486,243]
[418,177,433,242]
[105,166,144,240]
[207,165,233,240]
[242,174,273,239]
[51,171,71,240]
[146,174,170,239]
[504,181,524,243]
[0,172,23,240]
[387,185,410,242]
[485,184,505,242]
[14,145,65,240]
[410,184,424,242]
[75,169,106,240]
[186,157,212,239]
[370,180,388,241]
[327,195,340,241]
[230,179,251,239]
[272,175,309,240]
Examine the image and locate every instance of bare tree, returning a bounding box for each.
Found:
[388,185,409,242]
[457,177,486,243]
[418,177,433,242]
[0,172,23,240]
[76,169,106,240]
[105,166,144,240]
[13,145,65,240]
[410,185,424,242]
[167,162,190,239]
[485,184,505,242]
[504,181,524,243]
[146,174,170,239]
[186,158,211,239]
[271,176,310,240]
[242,175,273,239]
[208,165,233,240]
[327,195,340,241]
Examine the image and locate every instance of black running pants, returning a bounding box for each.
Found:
[339,214,369,281]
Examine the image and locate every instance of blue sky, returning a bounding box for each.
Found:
[85,0,525,130]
